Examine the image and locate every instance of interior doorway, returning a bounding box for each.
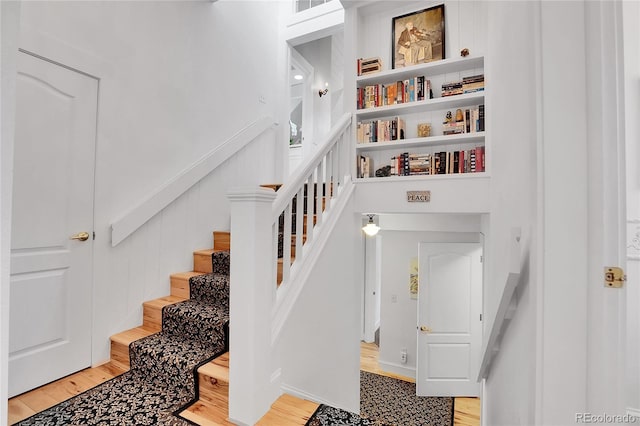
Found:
[360,213,486,388]
[9,50,98,397]
[288,48,313,174]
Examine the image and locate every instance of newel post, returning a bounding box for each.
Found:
[227,187,277,426]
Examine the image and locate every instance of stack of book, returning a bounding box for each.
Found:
[357,117,406,143]
[356,76,432,109]
[462,74,484,93]
[357,155,373,178]
[387,147,485,176]
[441,81,463,97]
[441,104,485,135]
[357,57,382,76]
[442,74,485,97]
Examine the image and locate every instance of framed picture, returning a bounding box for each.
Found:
[392,5,445,69]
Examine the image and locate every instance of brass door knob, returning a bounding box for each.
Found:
[70,231,90,241]
[419,326,432,333]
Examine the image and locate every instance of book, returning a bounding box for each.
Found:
[357,57,382,76]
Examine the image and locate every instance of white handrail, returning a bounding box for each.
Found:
[110,116,276,246]
[270,113,351,287]
[477,227,526,380]
[271,113,351,217]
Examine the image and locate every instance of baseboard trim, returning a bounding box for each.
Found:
[377,360,416,380]
[281,383,350,413]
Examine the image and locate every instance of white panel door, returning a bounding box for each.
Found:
[416,243,482,397]
[9,51,98,397]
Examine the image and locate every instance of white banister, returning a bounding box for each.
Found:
[227,187,278,426]
[271,113,351,295]
[226,113,353,422]
[110,116,276,246]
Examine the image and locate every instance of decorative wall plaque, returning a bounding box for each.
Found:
[407,191,431,202]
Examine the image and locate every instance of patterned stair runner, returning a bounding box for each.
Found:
[15,252,230,426]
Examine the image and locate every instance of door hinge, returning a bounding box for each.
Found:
[480,314,483,321]
[604,266,626,288]
[93,231,96,241]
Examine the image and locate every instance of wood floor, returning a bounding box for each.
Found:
[8,342,480,425]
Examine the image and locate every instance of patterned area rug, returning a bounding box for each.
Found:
[14,252,231,426]
[305,371,453,426]
[360,371,453,426]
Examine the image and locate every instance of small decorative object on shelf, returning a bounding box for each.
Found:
[461,48,470,57]
[455,109,464,122]
[417,123,431,137]
[375,165,392,177]
[357,57,383,76]
[444,111,453,123]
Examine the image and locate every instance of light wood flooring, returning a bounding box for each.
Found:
[8,343,480,425]
[360,342,481,426]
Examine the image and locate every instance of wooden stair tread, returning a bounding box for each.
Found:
[171,271,206,298]
[198,353,229,382]
[256,394,319,425]
[171,271,207,280]
[110,326,156,345]
[142,295,185,309]
[198,363,229,384]
[180,401,234,425]
[193,249,227,273]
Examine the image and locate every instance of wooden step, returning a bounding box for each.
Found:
[197,352,229,404]
[277,256,296,285]
[194,249,215,273]
[171,271,206,298]
[179,352,231,425]
[213,231,230,251]
[142,295,186,331]
[109,326,156,370]
[180,401,234,425]
[260,183,282,192]
[256,394,320,425]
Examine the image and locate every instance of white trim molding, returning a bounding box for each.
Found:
[110,116,276,246]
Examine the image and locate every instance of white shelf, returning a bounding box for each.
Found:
[355,92,485,120]
[356,172,489,182]
[357,56,484,86]
[356,132,486,151]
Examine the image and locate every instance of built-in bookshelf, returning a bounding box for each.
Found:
[353,55,486,180]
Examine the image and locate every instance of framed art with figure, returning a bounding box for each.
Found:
[392,5,445,69]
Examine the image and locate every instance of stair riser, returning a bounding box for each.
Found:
[110,340,130,370]
[194,253,213,273]
[213,231,230,251]
[171,277,191,299]
[198,373,229,403]
[143,306,163,332]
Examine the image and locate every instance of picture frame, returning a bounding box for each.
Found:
[392,5,445,69]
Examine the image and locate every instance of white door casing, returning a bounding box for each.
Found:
[417,242,482,397]
[9,51,97,397]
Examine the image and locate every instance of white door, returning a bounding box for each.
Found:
[9,51,98,397]
[416,243,482,397]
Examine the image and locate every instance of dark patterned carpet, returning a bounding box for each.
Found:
[306,371,454,426]
[14,251,231,426]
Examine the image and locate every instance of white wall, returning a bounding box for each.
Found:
[377,228,482,378]
[1,0,21,419]
[481,1,538,425]
[625,0,640,415]
[16,0,286,364]
[279,202,361,413]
